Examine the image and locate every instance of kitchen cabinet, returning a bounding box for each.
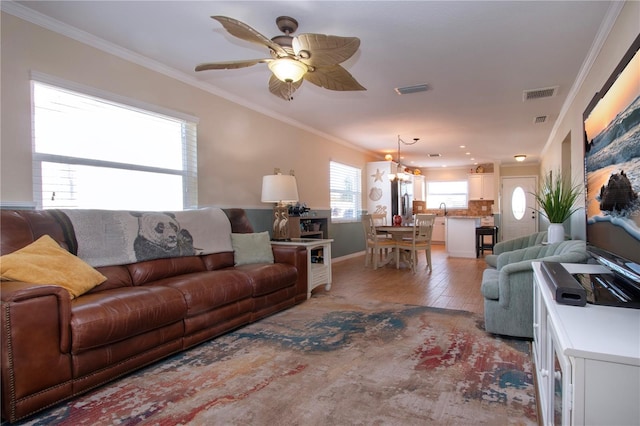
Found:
[533,262,640,425]
[468,173,494,200]
[432,216,446,243]
[445,216,480,258]
[413,175,425,201]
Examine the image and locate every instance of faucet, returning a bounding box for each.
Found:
[439,202,448,216]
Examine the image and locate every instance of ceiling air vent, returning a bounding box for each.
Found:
[428,153,442,157]
[523,86,559,101]
[533,115,547,124]
[395,84,430,95]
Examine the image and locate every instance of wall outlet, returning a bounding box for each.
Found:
[481,206,487,211]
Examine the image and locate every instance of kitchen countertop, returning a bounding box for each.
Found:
[446,215,484,219]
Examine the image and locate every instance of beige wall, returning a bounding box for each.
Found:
[539,1,639,239]
[0,13,376,210]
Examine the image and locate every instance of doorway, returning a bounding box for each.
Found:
[501,176,538,241]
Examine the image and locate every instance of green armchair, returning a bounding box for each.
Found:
[484,231,547,268]
[480,240,587,338]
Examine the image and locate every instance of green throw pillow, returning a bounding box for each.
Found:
[231,232,274,266]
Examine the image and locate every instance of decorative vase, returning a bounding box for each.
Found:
[393,215,402,226]
[547,223,564,244]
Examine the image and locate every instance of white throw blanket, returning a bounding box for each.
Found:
[59,208,233,267]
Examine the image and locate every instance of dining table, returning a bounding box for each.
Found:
[375,225,415,269]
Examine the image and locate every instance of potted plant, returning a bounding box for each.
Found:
[532,171,583,244]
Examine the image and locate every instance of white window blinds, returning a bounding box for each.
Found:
[329,161,362,222]
[31,79,198,210]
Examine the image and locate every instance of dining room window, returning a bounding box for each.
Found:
[31,75,198,211]
[330,161,362,222]
[426,181,468,209]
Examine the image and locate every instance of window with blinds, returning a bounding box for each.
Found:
[426,181,468,209]
[329,161,362,222]
[31,78,198,210]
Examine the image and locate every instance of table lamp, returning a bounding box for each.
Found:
[261,172,299,240]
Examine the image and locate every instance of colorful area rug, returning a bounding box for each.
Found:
[14,296,537,425]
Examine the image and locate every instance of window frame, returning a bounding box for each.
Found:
[329,160,363,223]
[30,72,198,211]
[426,180,469,209]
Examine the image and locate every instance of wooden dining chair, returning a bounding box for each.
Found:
[371,213,392,240]
[397,213,436,273]
[362,214,396,269]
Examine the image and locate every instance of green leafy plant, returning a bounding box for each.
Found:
[532,171,583,223]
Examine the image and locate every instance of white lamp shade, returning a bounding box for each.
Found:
[268,58,308,83]
[261,174,299,203]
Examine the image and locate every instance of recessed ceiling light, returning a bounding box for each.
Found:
[459,145,466,148]
[470,158,475,161]
[465,152,471,155]
[441,165,447,168]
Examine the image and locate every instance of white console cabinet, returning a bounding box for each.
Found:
[533,262,640,425]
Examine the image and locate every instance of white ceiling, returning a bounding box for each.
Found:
[7,1,616,168]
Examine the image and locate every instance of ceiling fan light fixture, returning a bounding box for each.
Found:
[268,58,308,83]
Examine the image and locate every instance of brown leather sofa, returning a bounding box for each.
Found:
[0,208,308,423]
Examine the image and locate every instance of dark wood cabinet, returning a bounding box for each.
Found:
[288,217,328,239]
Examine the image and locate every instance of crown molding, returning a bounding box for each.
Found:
[541,1,625,157]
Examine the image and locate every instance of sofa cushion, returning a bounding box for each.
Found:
[70,286,187,352]
[160,270,254,316]
[236,263,298,297]
[480,268,500,300]
[1,234,107,299]
[231,232,274,266]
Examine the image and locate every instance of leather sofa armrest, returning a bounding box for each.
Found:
[1,282,73,421]
[271,245,308,302]
[1,281,72,352]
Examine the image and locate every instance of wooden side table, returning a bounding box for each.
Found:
[271,238,333,299]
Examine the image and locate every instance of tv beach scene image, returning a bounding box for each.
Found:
[584,46,640,255]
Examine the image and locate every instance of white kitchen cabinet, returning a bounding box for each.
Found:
[413,175,425,201]
[445,216,480,257]
[533,262,640,425]
[432,216,446,243]
[468,173,495,200]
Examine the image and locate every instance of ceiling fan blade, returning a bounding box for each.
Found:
[303,65,366,91]
[195,58,270,72]
[269,75,303,101]
[211,16,288,57]
[294,34,360,67]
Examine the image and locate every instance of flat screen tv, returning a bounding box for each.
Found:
[583,34,640,284]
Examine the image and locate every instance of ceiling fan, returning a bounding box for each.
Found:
[195,16,366,100]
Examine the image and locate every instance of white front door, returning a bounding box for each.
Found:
[501,176,538,241]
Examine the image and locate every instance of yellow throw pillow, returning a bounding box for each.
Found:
[0,234,107,299]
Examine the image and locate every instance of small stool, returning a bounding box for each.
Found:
[476,226,498,258]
